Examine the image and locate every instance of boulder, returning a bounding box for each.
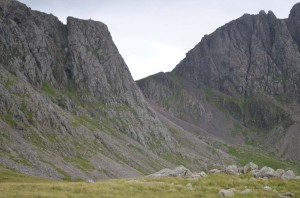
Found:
[209,169,221,174]
[240,189,252,194]
[86,179,95,183]
[275,169,285,178]
[186,183,193,190]
[263,186,272,191]
[218,188,235,197]
[199,171,207,177]
[148,166,192,178]
[225,165,239,176]
[278,192,295,198]
[296,176,300,179]
[243,162,258,173]
[281,170,296,180]
[250,169,261,178]
[171,166,193,177]
[259,166,276,178]
[148,168,173,178]
[190,171,207,179]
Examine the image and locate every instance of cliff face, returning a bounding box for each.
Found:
[173,10,300,98]
[138,4,300,162]
[0,0,233,179]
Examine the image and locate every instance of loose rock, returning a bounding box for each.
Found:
[240,189,252,194]
[243,162,258,173]
[218,188,235,197]
[186,183,193,190]
[86,179,94,183]
[148,166,192,178]
[225,165,239,176]
[275,169,285,178]
[263,186,272,191]
[260,166,276,178]
[278,192,295,198]
[209,169,221,174]
[281,170,295,180]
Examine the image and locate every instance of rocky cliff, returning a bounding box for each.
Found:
[138,4,300,163]
[0,0,234,180]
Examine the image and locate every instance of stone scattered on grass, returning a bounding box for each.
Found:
[86,179,94,183]
[281,170,296,180]
[263,186,272,191]
[218,188,235,197]
[240,189,252,194]
[208,169,221,174]
[225,165,239,176]
[186,183,193,190]
[278,192,295,198]
[243,162,258,174]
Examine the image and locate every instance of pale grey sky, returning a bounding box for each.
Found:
[19,0,299,80]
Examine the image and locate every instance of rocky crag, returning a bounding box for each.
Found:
[0,0,234,180]
[138,4,300,163]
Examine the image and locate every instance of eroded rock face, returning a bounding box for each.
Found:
[173,8,300,99]
[0,0,176,179]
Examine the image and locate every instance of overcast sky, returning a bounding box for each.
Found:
[19,0,299,80]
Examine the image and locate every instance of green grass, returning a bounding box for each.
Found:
[0,169,51,183]
[227,146,300,174]
[41,82,55,97]
[0,169,299,198]
[2,114,17,127]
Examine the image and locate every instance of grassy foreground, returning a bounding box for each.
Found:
[0,169,299,198]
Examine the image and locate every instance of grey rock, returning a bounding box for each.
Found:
[86,179,95,183]
[275,169,286,178]
[244,162,258,174]
[259,166,276,178]
[186,183,193,190]
[218,188,235,197]
[263,186,272,191]
[250,169,262,178]
[190,171,207,179]
[209,169,221,174]
[281,170,296,180]
[225,164,239,176]
[199,171,208,177]
[278,192,295,197]
[148,166,193,178]
[240,189,252,194]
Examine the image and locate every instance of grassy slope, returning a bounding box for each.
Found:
[0,169,299,198]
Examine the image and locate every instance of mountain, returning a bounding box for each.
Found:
[0,0,234,180]
[138,4,300,163]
